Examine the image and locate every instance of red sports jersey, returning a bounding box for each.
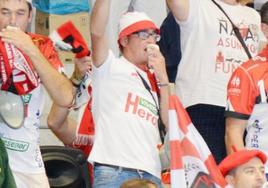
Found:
[226,45,268,118]
[225,45,268,162]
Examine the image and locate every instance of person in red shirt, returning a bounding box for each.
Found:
[225,3,268,177]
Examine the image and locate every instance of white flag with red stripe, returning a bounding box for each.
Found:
[169,95,227,188]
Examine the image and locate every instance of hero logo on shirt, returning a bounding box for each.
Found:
[124,92,158,126]
[231,76,240,87]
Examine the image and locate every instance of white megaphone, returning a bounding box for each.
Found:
[0,89,24,129]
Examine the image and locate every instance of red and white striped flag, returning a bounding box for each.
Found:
[169,95,227,188]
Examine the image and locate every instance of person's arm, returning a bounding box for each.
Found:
[166,0,189,22]
[159,83,169,128]
[0,27,74,107]
[47,57,91,144]
[90,0,110,67]
[47,104,77,144]
[225,64,253,155]
[225,117,247,154]
[70,56,92,86]
[148,46,169,128]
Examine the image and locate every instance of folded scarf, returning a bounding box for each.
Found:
[70,74,94,156]
[0,40,39,95]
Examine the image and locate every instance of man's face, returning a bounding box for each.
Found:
[0,0,31,31]
[123,29,160,65]
[226,157,266,188]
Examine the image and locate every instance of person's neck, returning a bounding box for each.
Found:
[123,52,148,71]
[136,64,148,71]
[221,0,238,5]
[127,57,148,71]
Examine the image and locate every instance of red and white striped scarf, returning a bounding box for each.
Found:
[0,40,39,95]
[71,99,95,156]
[69,74,94,157]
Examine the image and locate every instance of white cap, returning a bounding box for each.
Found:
[118,11,159,40]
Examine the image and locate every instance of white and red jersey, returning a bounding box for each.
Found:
[0,33,63,174]
[89,50,161,178]
[226,45,268,170]
[175,0,261,108]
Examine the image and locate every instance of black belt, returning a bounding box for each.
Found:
[94,162,145,173]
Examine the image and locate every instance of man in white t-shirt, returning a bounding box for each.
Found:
[0,0,74,187]
[90,1,169,187]
[89,0,167,57]
[167,0,262,163]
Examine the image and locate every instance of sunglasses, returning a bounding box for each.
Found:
[132,30,161,42]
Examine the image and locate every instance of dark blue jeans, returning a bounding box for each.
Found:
[93,164,162,188]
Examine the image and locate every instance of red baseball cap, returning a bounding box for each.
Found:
[218,149,267,177]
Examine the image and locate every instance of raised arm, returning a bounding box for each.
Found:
[90,0,110,67]
[147,45,169,128]
[0,28,74,107]
[225,117,247,154]
[166,0,190,22]
[47,56,92,144]
[26,44,74,107]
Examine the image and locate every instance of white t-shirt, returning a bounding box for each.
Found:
[0,33,63,179]
[89,50,161,178]
[175,0,261,108]
[0,85,45,174]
